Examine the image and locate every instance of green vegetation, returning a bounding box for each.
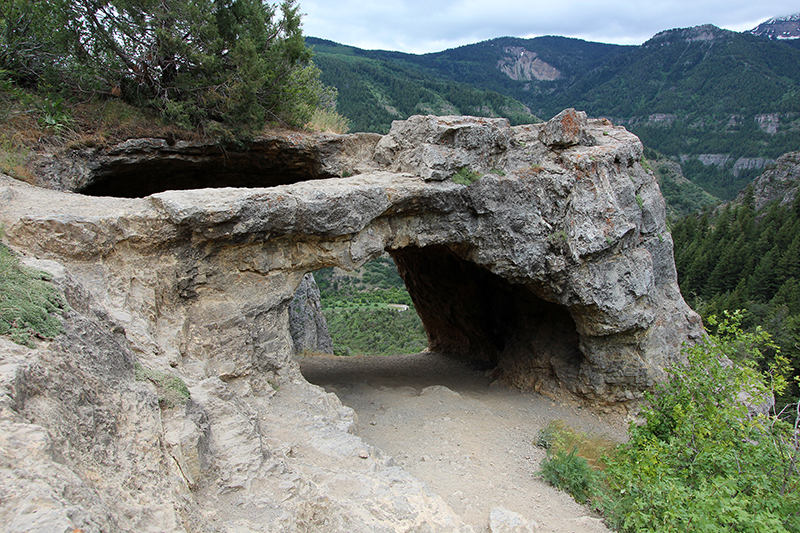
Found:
[0,0,340,139]
[451,166,482,185]
[307,37,540,134]
[310,29,800,200]
[540,447,596,504]
[602,313,797,532]
[134,362,191,408]
[672,191,800,407]
[0,239,65,346]
[315,256,427,356]
[537,420,616,504]
[645,148,719,217]
[538,315,799,532]
[324,308,427,357]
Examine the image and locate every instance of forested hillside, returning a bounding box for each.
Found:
[672,152,800,406]
[645,148,720,217]
[308,38,539,134]
[309,23,800,201]
[314,256,427,356]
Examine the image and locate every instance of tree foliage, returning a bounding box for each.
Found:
[600,313,799,532]
[0,0,334,133]
[672,191,800,404]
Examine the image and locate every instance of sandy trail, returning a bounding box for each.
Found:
[298,352,626,533]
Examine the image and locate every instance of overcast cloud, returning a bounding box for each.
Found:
[298,1,800,54]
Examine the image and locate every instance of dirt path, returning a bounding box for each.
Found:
[298,352,627,533]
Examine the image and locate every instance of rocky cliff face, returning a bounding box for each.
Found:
[497,47,561,82]
[0,109,702,532]
[736,151,800,211]
[289,273,333,355]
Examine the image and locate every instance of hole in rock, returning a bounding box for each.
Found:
[78,142,336,198]
[299,245,585,395]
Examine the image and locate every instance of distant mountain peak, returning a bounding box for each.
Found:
[645,24,731,47]
[750,13,800,40]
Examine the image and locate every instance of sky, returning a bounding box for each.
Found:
[298,1,800,54]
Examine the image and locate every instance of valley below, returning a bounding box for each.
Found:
[299,351,628,533]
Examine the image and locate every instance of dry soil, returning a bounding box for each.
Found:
[298,351,628,533]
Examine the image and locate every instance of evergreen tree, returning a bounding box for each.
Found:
[0,0,333,132]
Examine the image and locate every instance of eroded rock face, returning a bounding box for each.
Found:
[3,110,701,401]
[289,273,333,355]
[0,110,703,531]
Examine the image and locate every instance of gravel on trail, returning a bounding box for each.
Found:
[298,351,628,533]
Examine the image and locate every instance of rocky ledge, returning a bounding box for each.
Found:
[0,109,702,532]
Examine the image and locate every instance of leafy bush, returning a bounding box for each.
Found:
[599,311,799,533]
[0,240,65,346]
[535,313,800,532]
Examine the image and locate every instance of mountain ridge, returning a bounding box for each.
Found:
[309,15,800,201]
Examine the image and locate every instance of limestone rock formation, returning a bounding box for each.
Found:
[0,110,703,531]
[289,273,333,355]
[736,151,800,211]
[3,110,703,400]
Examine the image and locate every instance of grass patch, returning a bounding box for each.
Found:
[306,107,349,134]
[536,420,618,504]
[540,447,597,504]
[536,419,617,470]
[451,166,482,185]
[0,240,65,346]
[134,362,190,408]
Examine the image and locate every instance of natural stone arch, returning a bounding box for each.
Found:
[0,110,703,404]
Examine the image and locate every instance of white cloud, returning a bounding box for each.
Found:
[298,0,800,53]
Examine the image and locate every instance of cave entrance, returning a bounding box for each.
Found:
[390,245,584,392]
[298,244,585,396]
[77,139,339,198]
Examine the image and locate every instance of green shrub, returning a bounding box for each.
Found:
[599,311,799,532]
[535,313,800,532]
[0,240,65,346]
[540,447,597,504]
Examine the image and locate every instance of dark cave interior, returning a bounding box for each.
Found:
[78,141,337,198]
[390,245,584,387]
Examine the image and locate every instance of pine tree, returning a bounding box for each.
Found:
[0,0,334,132]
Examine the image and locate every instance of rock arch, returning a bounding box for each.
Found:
[1,110,702,403]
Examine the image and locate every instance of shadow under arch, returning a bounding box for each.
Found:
[389,244,584,393]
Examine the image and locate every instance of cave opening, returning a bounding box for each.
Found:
[299,244,585,396]
[389,245,585,391]
[77,140,338,198]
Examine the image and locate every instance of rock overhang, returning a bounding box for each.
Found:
[0,109,703,402]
